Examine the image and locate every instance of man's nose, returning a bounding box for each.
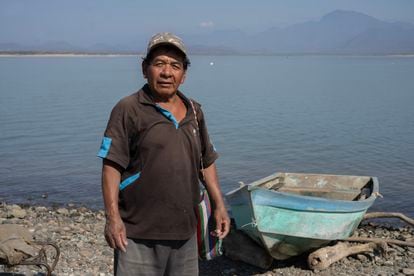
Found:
[160,64,173,77]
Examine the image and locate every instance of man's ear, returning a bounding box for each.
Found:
[142,61,148,79]
[180,72,186,84]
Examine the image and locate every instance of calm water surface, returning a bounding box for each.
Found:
[0,55,413,217]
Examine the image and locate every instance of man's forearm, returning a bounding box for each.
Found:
[102,162,122,220]
[101,160,128,251]
[202,163,230,238]
[203,163,226,209]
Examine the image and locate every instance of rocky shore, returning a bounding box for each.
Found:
[1,203,413,276]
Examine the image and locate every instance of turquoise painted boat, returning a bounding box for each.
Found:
[225,172,379,260]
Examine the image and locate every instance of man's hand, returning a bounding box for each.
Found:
[104,215,128,252]
[212,206,231,239]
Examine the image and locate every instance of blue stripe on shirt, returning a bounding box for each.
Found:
[119,172,141,190]
[155,104,179,129]
[97,136,112,158]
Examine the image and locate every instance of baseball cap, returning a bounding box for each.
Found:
[146,32,188,60]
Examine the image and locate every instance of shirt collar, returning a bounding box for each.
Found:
[137,84,195,125]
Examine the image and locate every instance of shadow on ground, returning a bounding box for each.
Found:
[199,254,310,276]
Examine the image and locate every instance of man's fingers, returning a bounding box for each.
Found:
[210,218,230,239]
[120,230,128,248]
[107,233,127,252]
[115,234,127,252]
[223,219,230,235]
[218,218,230,239]
[117,226,128,252]
[105,233,116,249]
[210,229,222,237]
[212,210,231,239]
[105,218,128,252]
[217,224,226,239]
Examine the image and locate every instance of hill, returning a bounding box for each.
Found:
[1,10,414,55]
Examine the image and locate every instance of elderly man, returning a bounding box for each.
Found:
[98,32,230,275]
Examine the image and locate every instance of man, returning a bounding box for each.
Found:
[97,32,230,275]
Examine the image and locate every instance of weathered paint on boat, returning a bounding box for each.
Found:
[226,172,379,260]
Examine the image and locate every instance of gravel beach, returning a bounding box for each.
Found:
[1,203,413,276]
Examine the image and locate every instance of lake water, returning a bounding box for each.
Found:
[0,55,413,218]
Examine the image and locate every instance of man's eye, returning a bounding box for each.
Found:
[153,62,165,67]
[171,63,182,70]
[151,61,183,70]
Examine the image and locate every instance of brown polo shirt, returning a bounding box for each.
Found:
[97,84,218,240]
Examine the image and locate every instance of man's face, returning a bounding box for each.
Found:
[143,47,187,99]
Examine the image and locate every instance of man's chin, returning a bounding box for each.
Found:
[153,88,177,99]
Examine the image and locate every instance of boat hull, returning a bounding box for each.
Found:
[226,172,379,260]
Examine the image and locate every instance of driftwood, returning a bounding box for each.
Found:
[357,211,414,247]
[344,236,414,247]
[308,241,387,270]
[363,212,414,226]
[308,211,414,270]
[223,229,273,269]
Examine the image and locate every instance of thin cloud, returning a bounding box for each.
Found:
[200,21,214,28]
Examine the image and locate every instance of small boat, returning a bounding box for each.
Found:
[225,172,379,260]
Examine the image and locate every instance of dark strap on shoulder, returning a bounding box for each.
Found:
[190,100,205,180]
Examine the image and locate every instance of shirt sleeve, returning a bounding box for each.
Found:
[197,105,219,168]
[97,98,132,169]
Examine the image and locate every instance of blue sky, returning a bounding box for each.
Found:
[1,0,414,46]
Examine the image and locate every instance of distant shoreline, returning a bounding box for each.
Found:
[0,52,141,57]
[1,52,414,58]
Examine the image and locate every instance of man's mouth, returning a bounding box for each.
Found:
[158,82,173,87]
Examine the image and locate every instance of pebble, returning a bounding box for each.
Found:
[35,206,48,212]
[403,268,414,275]
[402,233,413,239]
[7,204,27,218]
[393,244,406,253]
[57,207,69,215]
[357,254,368,262]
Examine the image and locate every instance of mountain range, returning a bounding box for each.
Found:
[1,10,414,54]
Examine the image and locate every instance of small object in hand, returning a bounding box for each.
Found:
[211,229,222,237]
